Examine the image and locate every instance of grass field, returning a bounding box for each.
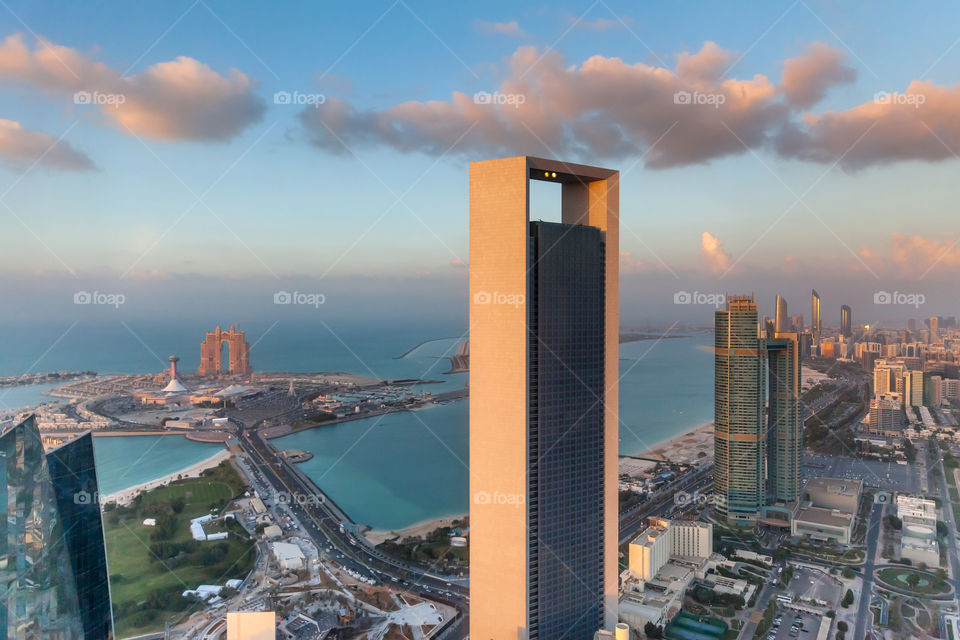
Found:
[105,461,256,638]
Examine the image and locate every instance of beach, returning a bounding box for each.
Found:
[363,515,465,546]
[101,448,233,506]
[619,422,715,476]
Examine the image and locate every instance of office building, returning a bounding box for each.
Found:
[766,331,801,504]
[929,316,940,344]
[811,289,821,344]
[470,156,619,639]
[840,304,852,337]
[0,416,113,639]
[868,395,903,434]
[775,295,788,334]
[904,370,924,407]
[714,295,766,526]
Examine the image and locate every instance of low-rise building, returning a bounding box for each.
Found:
[792,506,854,544]
[270,541,306,572]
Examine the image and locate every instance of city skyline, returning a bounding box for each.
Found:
[1,1,960,327]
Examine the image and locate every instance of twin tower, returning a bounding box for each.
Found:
[469,157,619,640]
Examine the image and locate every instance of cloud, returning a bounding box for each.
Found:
[299,42,789,168]
[0,118,94,170]
[889,232,960,273]
[449,257,467,268]
[775,80,960,170]
[0,34,265,141]
[475,20,527,37]
[779,42,855,108]
[700,232,731,274]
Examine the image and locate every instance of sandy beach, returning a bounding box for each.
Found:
[363,515,466,546]
[619,422,714,476]
[102,448,233,506]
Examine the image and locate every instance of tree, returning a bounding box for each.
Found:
[644,621,663,638]
[837,621,848,632]
[906,573,921,590]
[841,589,854,608]
[937,521,948,538]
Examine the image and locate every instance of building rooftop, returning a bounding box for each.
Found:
[795,506,854,528]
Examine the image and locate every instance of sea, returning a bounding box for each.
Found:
[0,319,713,530]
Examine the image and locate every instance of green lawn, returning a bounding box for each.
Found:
[876,567,951,595]
[104,461,256,638]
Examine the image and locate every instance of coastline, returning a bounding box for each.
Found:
[619,421,714,475]
[363,515,466,546]
[101,448,232,506]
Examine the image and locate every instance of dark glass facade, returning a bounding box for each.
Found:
[527,221,605,640]
[0,417,112,639]
[47,433,114,639]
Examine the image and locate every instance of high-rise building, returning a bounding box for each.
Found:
[227,612,276,640]
[929,316,940,344]
[0,416,113,639]
[840,305,852,337]
[775,295,788,334]
[811,289,821,343]
[766,331,801,505]
[714,295,766,526]
[469,156,619,639]
[791,314,804,331]
[904,370,924,407]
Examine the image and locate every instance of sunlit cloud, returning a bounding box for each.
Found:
[0,34,265,142]
[0,118,94,170]
[700,231,731,274]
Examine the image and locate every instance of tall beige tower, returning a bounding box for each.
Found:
[469,156,619,640]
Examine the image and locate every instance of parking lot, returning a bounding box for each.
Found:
[767,608,824,640]
[802,453,917,492]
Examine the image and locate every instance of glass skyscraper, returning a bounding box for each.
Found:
[0,416,113,639]
[470,156,619,640]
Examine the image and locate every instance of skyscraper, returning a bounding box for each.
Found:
[714,295,766,526]
[840,305,852,338]
[775,295,788,334]
[470,156,619,639]
[766,331,801,505]
[929,316,940,344]
[811,289,821,343]
[0,416,113,639]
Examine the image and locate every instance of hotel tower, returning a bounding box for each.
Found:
[469,156,619,640]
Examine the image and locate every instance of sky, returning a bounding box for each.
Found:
[1,0,959,330]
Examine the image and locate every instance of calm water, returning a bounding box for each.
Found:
[0,321,713,529]
[92,436,225,495]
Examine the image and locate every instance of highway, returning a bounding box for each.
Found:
[853,502,882,640]
[233,419,470,636]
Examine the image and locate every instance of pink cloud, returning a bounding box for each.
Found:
[700,231,731,274]
[779,42,855,108]
[0,34,264,142]
[0,118,93,170]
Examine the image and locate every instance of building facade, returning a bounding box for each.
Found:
[811,290,821,344]
[714,295,766,526]
[766,332,801,504]
[0,416,113,639]
[469,156,619,639]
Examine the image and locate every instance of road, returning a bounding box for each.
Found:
[234,419,470,637]
[853,502,882,640]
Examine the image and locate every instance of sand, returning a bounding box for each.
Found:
[620,422,715,473]
[363,515,466,546]
[101,448,233,506]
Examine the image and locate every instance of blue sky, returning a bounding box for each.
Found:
[1,0,959,326]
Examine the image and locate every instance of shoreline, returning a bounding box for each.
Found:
[624,421,715,460]
[101,448,232,506]
[363,515,466,546]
